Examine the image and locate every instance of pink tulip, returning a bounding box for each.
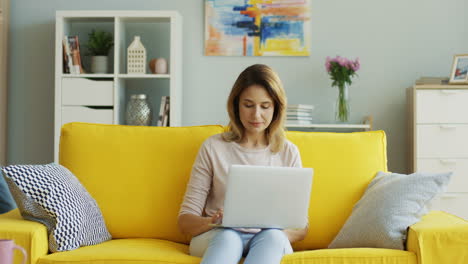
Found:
[338,57,347,67]
[325,55,360,87]
[325,56,331,72]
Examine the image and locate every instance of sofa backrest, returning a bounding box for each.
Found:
[287,130,387,250]
[60,123,225,244]
[60,123,387,249]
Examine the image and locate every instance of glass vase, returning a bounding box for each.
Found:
[335,83,350,122]
[126,94,152,126]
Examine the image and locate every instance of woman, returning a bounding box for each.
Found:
[178,64,307,264]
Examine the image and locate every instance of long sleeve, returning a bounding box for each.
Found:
[284,141,302,168]
[179,140,213,216]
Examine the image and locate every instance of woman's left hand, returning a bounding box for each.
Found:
[283,224,308,243]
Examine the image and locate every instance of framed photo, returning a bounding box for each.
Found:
[449,54,468,84]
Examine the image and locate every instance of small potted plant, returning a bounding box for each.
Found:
[86,30,114,73]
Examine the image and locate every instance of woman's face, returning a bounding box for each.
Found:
[238,85,275,137]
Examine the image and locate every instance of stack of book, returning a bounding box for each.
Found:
[286,104,314,125]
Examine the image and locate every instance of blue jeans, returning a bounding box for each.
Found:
[189,228,293,264]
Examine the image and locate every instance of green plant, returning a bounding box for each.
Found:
[86,30,114,56]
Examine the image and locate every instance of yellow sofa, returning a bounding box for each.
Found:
[1,122,467,264]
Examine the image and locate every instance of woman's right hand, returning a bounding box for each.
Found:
[178,210,223,236]
[210,209,223,225]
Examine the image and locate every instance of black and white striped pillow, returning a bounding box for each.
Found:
[1,163,111,252]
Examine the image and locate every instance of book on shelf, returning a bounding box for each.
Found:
[286,111,313,117]
[63,35,84,74]
[157,96,170,127]
[287,104,315,111]
[157,96,166,126]
[162,97,170,127]
[62,36,73,74]
[287,116,313,121]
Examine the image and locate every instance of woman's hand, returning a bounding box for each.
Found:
[283,224,308,243]
[210,209,223,225]
[178,209,224,237]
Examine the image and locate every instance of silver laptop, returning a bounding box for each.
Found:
[221,165,313,229]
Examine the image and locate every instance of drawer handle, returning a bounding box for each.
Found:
[439,159,457,164]
[440,90,460,95]
[439,125,457,129]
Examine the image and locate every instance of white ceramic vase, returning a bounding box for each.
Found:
[155,58,167,74]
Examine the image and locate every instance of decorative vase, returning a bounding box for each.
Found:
[126,94,152,126]
[90,56,108,73]
[335,83,350,122]
[149,58,168,74]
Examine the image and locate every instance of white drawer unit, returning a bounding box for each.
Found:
[430,193,468,220]
[61,106,114,126]
[417,159,468,193]
[62,78,114,106]
[409,83,468,220]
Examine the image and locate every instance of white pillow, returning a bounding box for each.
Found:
[2,163,111,252]
[328,171,452,250]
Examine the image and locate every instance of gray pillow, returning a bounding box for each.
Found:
[2,163,111,252]
[328,171,452,250]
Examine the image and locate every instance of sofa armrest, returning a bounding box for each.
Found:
[407,210,468,264]
[0,209,49,264]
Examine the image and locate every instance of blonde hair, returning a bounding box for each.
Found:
[222,64,287,153]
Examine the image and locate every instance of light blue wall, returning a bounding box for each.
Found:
[7,0,468,173]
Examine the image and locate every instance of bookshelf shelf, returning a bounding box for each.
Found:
[54,10,182,162]
[61,74,171,79]
[116,74,170,79]
[62,74,115,78]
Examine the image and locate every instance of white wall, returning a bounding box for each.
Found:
[7,0,468,172]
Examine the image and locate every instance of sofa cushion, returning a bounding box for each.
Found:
[59,123,225,244]
[37,239,199,264]
[2,163,111,252]
[36,239,416,264]
[282,248,417,264]
[328,171,452,250]
[286,131,387,250]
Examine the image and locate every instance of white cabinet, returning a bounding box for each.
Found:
[54,11,183,162]
[409,84,468,219]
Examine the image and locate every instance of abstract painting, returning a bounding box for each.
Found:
[205,0,310,56]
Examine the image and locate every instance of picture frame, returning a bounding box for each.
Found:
[449,54,468,84]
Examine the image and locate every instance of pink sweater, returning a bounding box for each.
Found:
[179,133,302,218]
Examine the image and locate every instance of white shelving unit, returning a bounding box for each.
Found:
[54,10,182,162]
